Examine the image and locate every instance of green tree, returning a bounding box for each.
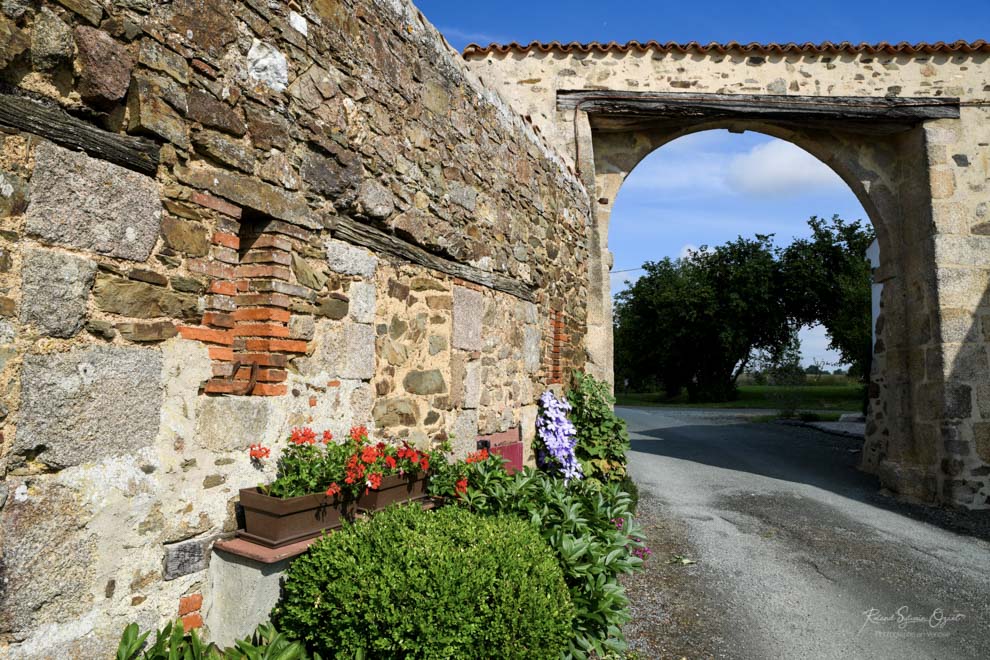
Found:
[779,215,875,380]
[614,235,793,401]
[614,216,874,400]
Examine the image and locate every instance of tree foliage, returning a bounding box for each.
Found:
[614,234,792,401]
[614,216,875,401]
[779,215,875,379]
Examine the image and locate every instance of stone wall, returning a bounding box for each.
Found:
[0,0,591,654]
[464,43,990,508]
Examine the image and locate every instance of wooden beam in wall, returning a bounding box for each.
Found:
[0,92,160,175]
[557,90,961,124]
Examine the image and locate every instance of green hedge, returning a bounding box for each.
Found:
[273,504,574,659]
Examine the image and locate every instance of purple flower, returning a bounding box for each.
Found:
[536,390,583,482]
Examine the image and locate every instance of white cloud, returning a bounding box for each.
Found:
[726,140,845,197]
[437,27,506,47]
[678,243,698,259]
[621,148,728,198]
[610,270,640,297]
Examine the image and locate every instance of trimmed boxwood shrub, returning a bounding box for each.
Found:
[273,504,574,659]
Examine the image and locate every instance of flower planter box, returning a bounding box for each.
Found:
[358,473,428,511]
[238,487,356,548]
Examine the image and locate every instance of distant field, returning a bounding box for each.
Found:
[615,384,864,412]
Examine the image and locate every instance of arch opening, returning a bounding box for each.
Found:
[609,128,880,393]
[591,123,922,493]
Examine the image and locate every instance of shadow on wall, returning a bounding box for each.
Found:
[937,269,990,509]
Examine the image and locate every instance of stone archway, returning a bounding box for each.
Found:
[589,118,926,497]
[464,42,990,508]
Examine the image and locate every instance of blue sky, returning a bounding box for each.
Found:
[416,1,988,367]
[418,0,990,51]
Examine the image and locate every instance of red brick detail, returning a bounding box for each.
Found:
[181,613,203,632]
[204,295,236,311]
[211,231,240,250]
[185,216,322,398]
[252,383,288,396]
[236,293,292,308]
[234,264,291,280]
[178,326,233,345]
[213,247,239,265]
[178,594,203,616]
[187,258,235,280]
[231,323,291,338]
[204,378,246,394]
[211,363,236,377]
[309,396,318,407]
[249,234,294,251]
[202,312,236,328]
[237,352,289,367]
[251,367,288,382]
[208,346,234,361]
[232,307,291,322]
[241,249,292,265]
[327,379,341,387]
[240,338,308,353]
[190,191,241,219]
[452,277,483,291]
[547,309,566,384]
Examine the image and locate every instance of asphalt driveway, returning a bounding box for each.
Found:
[619,406,990,660]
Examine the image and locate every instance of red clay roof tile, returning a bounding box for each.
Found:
[463,40,990,58]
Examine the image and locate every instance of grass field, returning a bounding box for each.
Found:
[615,384,864,412]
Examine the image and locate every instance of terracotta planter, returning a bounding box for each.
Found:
[238,487,356,548]
[358,473,428,511]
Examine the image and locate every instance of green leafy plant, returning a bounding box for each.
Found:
[273,504,574,659]
[115,621,311,660]
[456,455,645,659]
[227,623,313,660]
[116,621,223,659]
[116,623,150,660]
[567,371,630,485]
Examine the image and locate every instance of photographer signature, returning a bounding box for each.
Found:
[859,606,966,634]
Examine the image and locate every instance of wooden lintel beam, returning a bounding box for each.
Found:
[333,216,536,302]
[0,93,160,175]
[557,90,960,122]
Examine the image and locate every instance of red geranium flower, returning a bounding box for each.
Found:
[322,431,334,444]
[385,455,396,470]
[455,478,468,496]
[344,455,366,484]
[466,448,489,464]
[290,427,316,445]
[361,445,379,464]
[419,457,430,471]
[248,444,270,460]
[325,482,341,497]
[349,425,369,443]
[366,473,382,490]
